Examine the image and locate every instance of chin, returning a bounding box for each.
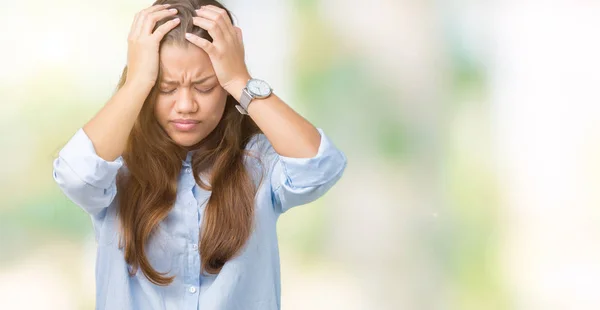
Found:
[170,132,205,147]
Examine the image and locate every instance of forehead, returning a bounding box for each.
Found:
[159,43,213,79]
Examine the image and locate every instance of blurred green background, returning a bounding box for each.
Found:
[2,1,600,309]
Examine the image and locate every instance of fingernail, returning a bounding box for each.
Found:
[173,18,180,23]
[169,8,177,12]
[185,33,192,38]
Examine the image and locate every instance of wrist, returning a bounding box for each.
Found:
[124,79,155,93]
[223,74,252,103]
[121,80,154,102]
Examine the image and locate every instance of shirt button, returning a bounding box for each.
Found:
[185,168,192,174]
[192,244,198,250]
[189,286,197,294]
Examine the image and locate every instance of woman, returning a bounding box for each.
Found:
[52,0,346,309]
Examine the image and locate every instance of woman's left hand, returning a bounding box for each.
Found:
[185,5,251,94]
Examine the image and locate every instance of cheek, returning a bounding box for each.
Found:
[204,90,228,119]
[153,98,171,124]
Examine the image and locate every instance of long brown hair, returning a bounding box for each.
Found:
[115,0,261,285]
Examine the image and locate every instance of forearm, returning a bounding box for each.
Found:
[83,81,152,161]
[225,78,321,158]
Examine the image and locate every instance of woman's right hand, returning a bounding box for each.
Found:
[125,4,180,89]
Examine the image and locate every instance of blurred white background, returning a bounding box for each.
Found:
[1,0,600,309]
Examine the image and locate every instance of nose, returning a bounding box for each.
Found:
[174,87,198,114]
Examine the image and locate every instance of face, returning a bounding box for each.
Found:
[154,43,227,148]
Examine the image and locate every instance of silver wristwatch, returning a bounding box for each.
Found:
[236,78,273,115]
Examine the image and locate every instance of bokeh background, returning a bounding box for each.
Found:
[2,0,600,309]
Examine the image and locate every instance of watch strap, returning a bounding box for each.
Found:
[236,88,253,115]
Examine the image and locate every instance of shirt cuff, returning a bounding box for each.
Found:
[277,128,347,188]
[58,128,124,189]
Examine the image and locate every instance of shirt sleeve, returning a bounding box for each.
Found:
[52,128,123,217]
[255,128,347,214]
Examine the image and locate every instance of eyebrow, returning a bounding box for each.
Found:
[160,75,216,85]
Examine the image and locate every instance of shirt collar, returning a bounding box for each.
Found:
[182,150,197,167]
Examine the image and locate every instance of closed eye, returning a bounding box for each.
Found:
[159,88,176,95]
[158,86,216,95]
[195,86,217,94]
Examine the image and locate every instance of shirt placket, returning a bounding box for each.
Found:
[181,164,201,309]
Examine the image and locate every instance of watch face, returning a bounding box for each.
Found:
[247,79,272,98]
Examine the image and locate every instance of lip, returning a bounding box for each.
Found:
[171,119,200,132]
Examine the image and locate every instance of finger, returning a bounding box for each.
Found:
[192,16,224,42]
[143,8,178,34]
[233,26,243,44]
[143,3,171,14]
[195,9,233,41]
[198,6,237,38]
[134,4,172,37]
[185,33,215,55]
[200,5,231,19]
[198,5,234,27]
[152,17,181,41]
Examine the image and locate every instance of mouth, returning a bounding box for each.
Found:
[171,120,200,132]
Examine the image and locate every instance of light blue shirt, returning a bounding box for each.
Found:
[52,128,346,310]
